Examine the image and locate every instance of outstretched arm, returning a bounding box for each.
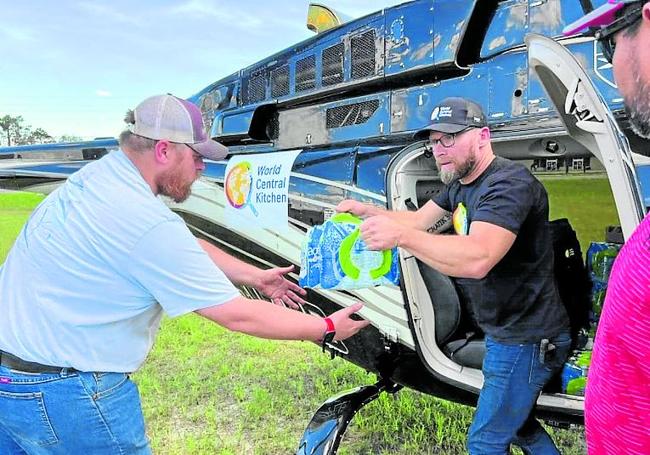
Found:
[196,298,370,341]
[336,199,449,232]
[197,238,306,308]
[359,218,516,279]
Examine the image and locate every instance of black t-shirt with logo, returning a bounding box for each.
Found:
[432,157,569,343]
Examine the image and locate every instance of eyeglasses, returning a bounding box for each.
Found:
[429,128,471,148]
[596,4,643,63]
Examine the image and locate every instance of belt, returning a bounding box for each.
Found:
[0,350,76,374]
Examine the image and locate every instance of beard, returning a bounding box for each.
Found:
[623,60,650,139]
[157,167,198,203]
[436,152,477,185]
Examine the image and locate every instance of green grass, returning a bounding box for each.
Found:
[0,176,616,454]
[0,191,45,260]
[542,175,620,253]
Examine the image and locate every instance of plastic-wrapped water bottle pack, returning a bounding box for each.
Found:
[299,213,400,290]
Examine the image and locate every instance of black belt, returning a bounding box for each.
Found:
[0,350,76,374]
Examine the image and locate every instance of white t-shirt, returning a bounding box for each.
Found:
[0,149,240,372]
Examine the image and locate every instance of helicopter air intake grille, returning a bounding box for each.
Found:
[245,70,267,104]
[326,99,379,128]
[322,43,344,86]
[296,55,316,93]
[351,29,376,80]
[271,65,290,98]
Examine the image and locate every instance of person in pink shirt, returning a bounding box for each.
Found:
[564,1,650,453]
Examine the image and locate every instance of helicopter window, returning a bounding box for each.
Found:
[296,55,316,93]
[326,99,379,128]
[351,29,376,80]
[244,69,267,104]
[322,43,344,87]
[271,65,290,98]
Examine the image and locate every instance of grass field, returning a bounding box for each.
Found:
[0,192,46,260]
[0,176,619,454]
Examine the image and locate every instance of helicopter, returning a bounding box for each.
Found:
[1,1,649,453]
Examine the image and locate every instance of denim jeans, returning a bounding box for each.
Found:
[0,365,151,454]
[467,331,572,455]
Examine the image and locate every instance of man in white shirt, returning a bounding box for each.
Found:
[0,94,368,454]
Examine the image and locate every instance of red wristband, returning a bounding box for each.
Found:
[323,317,335,333]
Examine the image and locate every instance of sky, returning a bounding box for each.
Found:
[0,1,408,140]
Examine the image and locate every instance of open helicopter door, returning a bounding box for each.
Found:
[525,33,645,238]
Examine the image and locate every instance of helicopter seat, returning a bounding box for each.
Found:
[416,261,485,370]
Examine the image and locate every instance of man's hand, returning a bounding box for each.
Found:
[335,199,377,218]
[360,215,405,250]
[326,303,371,341]
[256,265,307,309]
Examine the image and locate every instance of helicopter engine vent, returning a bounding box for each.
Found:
[245,69,267,104]
[322,42,344,86]
[271,65,290,98]
[326,99,379,128]
[351,29,376,80]
[296,55,316,93]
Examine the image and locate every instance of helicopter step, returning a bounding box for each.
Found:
[296,378,402,455]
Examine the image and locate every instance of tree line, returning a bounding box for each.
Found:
[0,114,81,147]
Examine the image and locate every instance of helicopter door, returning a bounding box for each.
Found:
[525,33,645,238]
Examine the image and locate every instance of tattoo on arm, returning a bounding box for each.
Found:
[427,214,452,233]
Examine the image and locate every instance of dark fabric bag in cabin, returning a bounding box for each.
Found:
[550,218,592,348]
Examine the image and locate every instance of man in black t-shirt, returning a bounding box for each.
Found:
[336,97,570,454]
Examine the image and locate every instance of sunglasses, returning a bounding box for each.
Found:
[596,4,643,63]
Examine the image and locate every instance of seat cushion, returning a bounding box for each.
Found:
[444,339,486,370]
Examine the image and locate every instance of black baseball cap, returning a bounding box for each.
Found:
[414,97,487,139]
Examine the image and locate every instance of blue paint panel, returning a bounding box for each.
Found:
[202,162,226,181]
[293,148,355,185]
[432,0,477,66]
[290,148,356,209]
[385,1,434,76]
[4,162,88,175]
[481,0,528,60]
[0,139,118,155]
[529,0,585,37]
[355,147,397,196]
[487,52,528,119]
[289,178,346,203]
[567,41,623,107]
[390,67,490,134]
[527,41,624,116]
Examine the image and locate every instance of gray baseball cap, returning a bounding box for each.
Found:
[415,97,487,138]
[127,94,228,161]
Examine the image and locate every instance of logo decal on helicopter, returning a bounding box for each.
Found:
[223,150,301,229]
[593,41,617,89]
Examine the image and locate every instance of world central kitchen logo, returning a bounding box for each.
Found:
[225,162,288,217]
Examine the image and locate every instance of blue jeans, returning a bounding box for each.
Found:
[467,331,572,455]
[0,365,151,454]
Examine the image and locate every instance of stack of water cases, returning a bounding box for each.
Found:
[299,213,400,290]
[561,241,622,396]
